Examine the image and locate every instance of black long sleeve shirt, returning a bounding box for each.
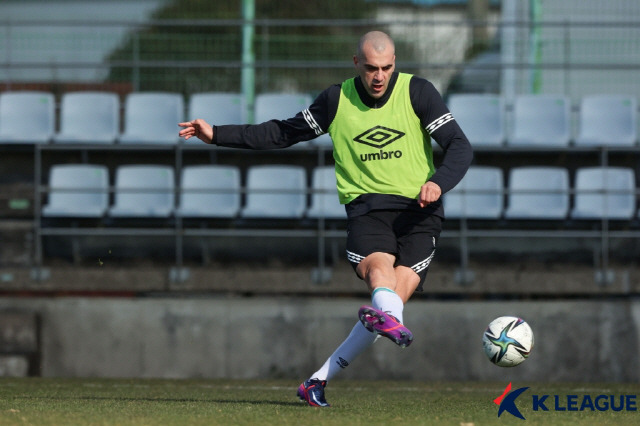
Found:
[213,72,473,218]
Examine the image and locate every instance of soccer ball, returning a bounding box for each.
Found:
[483,316,534,367]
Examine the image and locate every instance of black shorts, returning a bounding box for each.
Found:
[345,210,441,291]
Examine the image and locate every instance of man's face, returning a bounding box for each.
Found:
[353,43,396,99]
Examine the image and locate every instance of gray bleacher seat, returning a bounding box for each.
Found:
[241,165,307,218]
[254,93,313,149]
[53,92,120,144]
[118,92,183,145]
[574,95,638,147]
[254,93,312,123]
[108,165,175,217]
[509,95,571,147]
[42,164,109,218]
[447,94,505,147]
[0,91,55,144]
[310,133,333,149]
[571,167,636,220]
[504,167,570,219]
[444,166,504,219]
[306,166,345,219]
[188,92,244,125]
[176,165,241,218]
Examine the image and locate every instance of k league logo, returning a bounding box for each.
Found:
[494,382,638,420]
[494,382,529,420]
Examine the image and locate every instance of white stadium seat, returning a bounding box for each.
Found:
[177,165,241,218]
[574,95,638,147]
[241,165,307,218]
[118,92,183,145]
[254,93,312,123]
[42,164,109,218]
[109,165,175,218]
[188,92,244,126]
[447,94,505,147]
[254,93,313,149]
[504,167,570,219]
[509,95,571,147]
[571,167,636,220]
[0,91,55,144]
[310,133,333,149]
[53,92,120,144]
[444,166,504,219]
[306,166,345,219]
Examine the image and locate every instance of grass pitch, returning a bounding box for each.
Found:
[0,378,638,425]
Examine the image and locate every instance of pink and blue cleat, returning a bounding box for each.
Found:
[358,305,414,348]
[297,378,330,407]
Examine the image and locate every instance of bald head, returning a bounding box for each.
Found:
[353,31,396,99]
[357,31,395,60]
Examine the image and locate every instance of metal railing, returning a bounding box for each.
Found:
[31,142,640,286]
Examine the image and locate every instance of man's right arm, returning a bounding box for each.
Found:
[211,84,340,150]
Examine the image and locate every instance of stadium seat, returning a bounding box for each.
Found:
[0,91,55,144]
[108,165,175,217]
[176,165,241,218]
[42,164,109,218]
[188,92,244,125]
[254,93,313,149]
[508,95,571,147]
[504,167,570,220]
[574,95,638,147]
[310,133,333,149]
[53,92,120,144]
[118,92,183,145]
[447,94,505,147]
[571,167,636,220]
[306,166,345,219]
[254,93,312,123]
[241,165,307,218]
[444,166,504,219]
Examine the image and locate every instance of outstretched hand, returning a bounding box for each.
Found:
[418,181,441,208]
[178,119,214,144]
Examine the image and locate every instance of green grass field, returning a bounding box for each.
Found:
[0,378,638,425]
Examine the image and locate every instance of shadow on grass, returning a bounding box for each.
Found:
[14,395,304,407]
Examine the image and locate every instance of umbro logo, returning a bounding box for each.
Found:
[353,126,405,148]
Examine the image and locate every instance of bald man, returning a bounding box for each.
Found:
[179,31,473,407]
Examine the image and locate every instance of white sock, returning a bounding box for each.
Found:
[310,321,378,382]
[308,289,404,382]
[371,287,404,324]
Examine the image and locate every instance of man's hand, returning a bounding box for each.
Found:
[418,181,441,208]
[178,119,214,144]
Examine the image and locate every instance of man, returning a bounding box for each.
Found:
[179,30,473,407]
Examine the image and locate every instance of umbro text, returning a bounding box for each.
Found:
[360,149,403,162]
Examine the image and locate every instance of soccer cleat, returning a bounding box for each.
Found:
[358,305,414,348]
[297,378,330,407]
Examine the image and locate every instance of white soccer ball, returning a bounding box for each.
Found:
[483,316,534,367]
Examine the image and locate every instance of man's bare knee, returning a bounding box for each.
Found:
[357,252,397,291]
[394,265,420,302]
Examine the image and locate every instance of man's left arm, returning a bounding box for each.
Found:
[410,76,473,195]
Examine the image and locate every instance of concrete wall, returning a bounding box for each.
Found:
[0,297,638,382]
